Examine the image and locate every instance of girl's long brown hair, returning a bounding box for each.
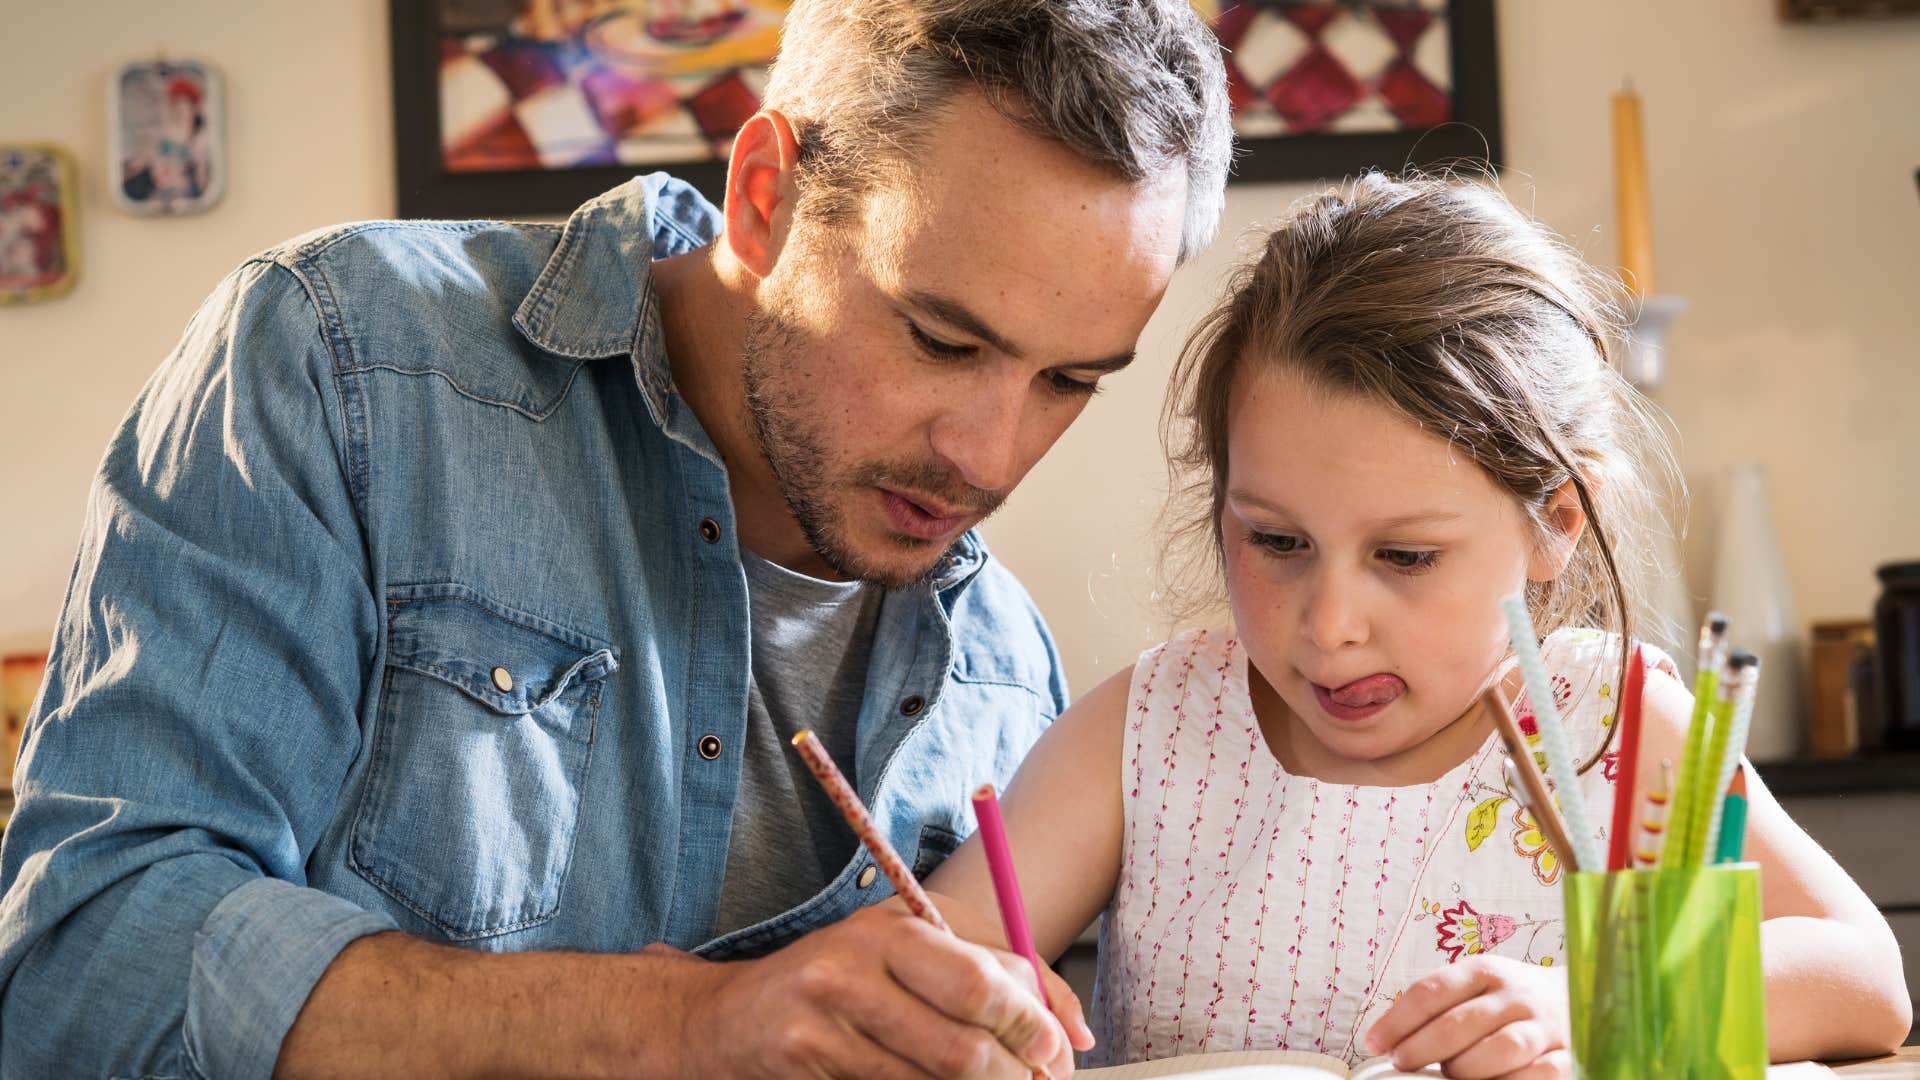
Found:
[1161,171,1684,772]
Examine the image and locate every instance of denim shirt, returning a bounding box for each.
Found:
[0,174,1069,1079]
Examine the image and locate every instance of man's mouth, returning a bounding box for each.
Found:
[877,488,971,541]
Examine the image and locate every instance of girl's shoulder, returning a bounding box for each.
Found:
[1123,625,1245,730]
[1534,627,1686,759]
[1539,625,1683,689]
[1129,624,1237,688]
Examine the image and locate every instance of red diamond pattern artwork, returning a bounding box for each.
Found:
[437,1,787,174]
[1213,0,1453,139]
[430,1,1461,180]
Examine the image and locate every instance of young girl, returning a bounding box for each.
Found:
[925,173,1911,1075]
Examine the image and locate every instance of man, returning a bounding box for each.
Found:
[0,1,1230,1075]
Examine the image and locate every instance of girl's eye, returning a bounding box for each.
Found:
[1378,548,1440,574]
[906,319,973,359]
[1248,531,1304,555]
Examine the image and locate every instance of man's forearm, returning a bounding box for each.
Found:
[275,931,710,1078]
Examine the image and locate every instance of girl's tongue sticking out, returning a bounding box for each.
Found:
[1314,673,1408,721]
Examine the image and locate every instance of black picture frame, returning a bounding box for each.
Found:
[389,0,1502,221]
[1225,0,1503,185]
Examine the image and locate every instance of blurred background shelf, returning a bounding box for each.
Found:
[1756,753,1920,796]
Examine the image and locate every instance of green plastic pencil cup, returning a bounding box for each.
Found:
[1566,865,1767,1079]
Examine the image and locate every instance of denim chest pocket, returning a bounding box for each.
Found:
[350,584,619,939]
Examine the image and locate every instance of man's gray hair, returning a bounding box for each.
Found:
[760,0,1234,262]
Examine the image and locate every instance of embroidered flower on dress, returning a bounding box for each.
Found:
[1434,900,1517,962]
[1511,804,1561,886]
[1512,674,1573,731]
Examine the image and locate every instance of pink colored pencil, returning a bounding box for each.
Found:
[1606,644,1648,872]
[791,730,950,932]
[971,784,1052,1009]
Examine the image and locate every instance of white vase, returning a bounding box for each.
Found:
[1709,463,1804,762]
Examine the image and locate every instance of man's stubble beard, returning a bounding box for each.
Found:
[739,306,1006,590]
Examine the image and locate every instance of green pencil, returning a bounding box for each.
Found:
[1668,613,1728,867]
[1715,765,1750,864]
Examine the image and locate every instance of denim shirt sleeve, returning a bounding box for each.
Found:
[0,259,397,1079]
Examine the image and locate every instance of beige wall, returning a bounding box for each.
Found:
[0,3,394,655]
[3,1,1917,701]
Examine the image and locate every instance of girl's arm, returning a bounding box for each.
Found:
[927,664,1135,962]
[1634,670,1913,1061]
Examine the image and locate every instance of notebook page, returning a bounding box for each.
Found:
[1349,1058,1444,1080]
[1076,1049,1347,1078]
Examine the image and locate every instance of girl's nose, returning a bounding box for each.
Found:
[1300,570,1371,654]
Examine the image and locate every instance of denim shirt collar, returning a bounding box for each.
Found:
[511,174,686,432]
[509,175,988,592]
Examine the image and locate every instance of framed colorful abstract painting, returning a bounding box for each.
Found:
[1209,0,1502,184]
[0,144,79,305]
[110,59,227,215]
[389,0,1499,221]
[391,0,787,218]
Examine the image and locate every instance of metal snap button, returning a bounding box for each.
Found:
[698,734,722,760]
[900,695,925,717]
[491,667,514,693]
[698,518,721,544]
[857,865,878,888]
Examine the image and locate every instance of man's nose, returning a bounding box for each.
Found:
[927,376,1028,496]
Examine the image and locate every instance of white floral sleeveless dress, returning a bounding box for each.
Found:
[1087,625,1679,1067]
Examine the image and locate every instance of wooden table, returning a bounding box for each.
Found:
[1828,1046,1920,1076]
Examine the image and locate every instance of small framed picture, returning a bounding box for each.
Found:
[110,59,226,215]
[1,652,48,799]
[0,144,79,305]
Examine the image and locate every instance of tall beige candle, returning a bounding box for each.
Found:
[1613,84,1655,297]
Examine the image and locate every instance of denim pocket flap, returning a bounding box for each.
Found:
[384,587,618,715]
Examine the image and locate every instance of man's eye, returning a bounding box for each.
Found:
[906,320,972,359]
[1046,370,1102,397]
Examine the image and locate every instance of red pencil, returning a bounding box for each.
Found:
[1606,644,1648,872]
[972,784,1052,1009]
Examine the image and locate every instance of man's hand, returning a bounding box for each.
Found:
[677,902,1082,1078]
[1362,956,1570,1079]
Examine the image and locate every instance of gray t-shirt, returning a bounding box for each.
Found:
[712,550,883,938]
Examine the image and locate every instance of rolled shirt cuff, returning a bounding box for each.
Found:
[185,876,399,1080]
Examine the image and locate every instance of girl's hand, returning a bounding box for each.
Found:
[1362,955,1570,1079]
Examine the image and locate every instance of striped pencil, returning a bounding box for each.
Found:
[791,730,949,932]
[1634,758,1674,867]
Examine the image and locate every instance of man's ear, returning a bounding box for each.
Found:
[721,109,802,281]
[1526,479,1590,582]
